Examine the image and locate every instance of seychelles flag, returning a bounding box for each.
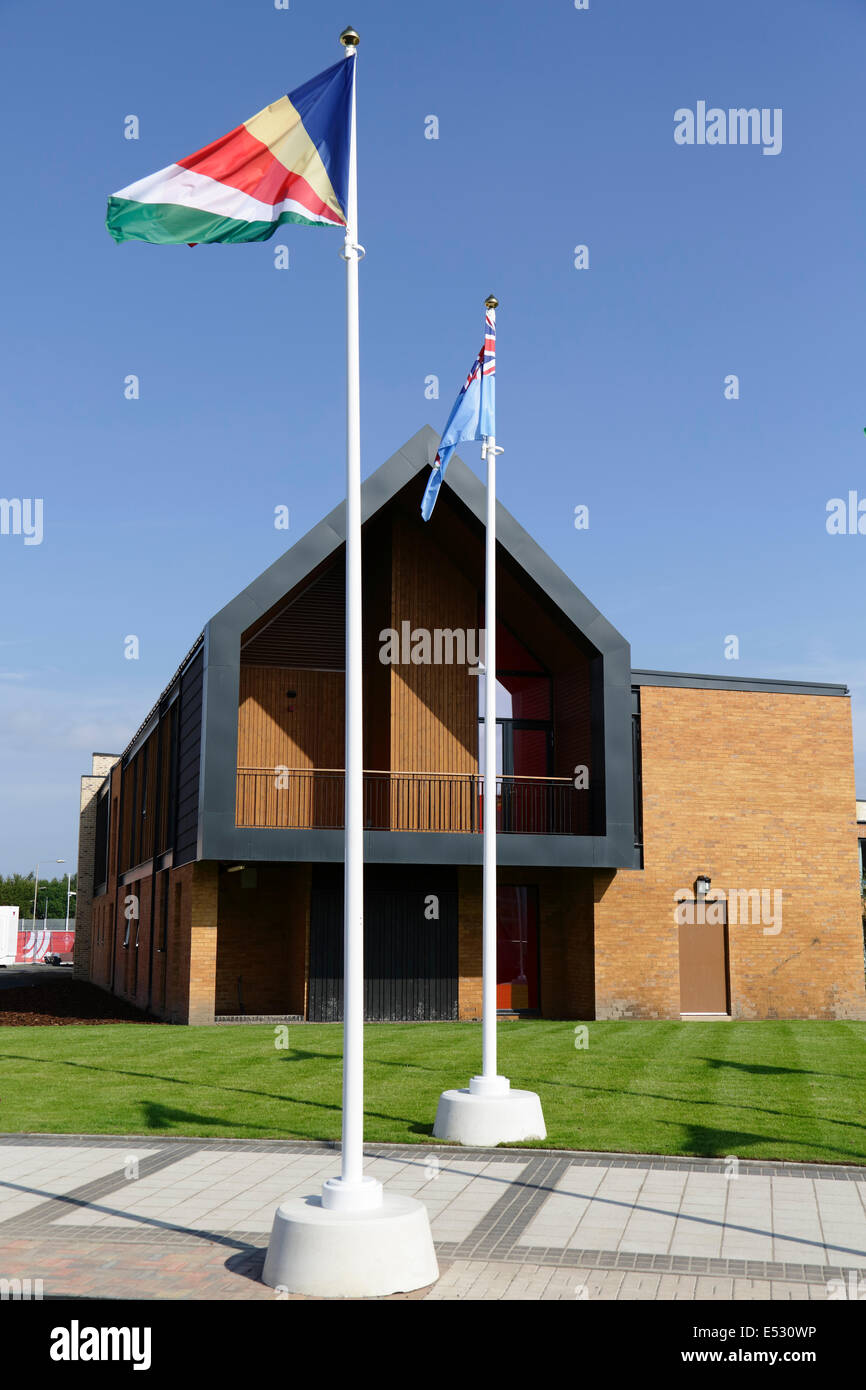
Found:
[106,59,352,245]
[421,308,496,521]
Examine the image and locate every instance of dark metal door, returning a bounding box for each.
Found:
[308,865,458,1022]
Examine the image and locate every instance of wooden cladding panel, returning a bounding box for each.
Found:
[389,514,478,778]
[241,563,346,669]
[119,731,158,874]
[237,666,345,768]
[236,666,344,827]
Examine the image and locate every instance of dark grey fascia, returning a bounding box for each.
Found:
[633,669,849,697]
[198,822,641,870]
[198,426,638,869]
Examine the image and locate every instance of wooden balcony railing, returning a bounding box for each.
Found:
[236,768,587,835]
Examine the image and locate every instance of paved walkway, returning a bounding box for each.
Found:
[1,1135,864,1300]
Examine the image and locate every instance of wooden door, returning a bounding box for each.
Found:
[678,900,729,1014]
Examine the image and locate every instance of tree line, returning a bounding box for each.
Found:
[0,874,77,920]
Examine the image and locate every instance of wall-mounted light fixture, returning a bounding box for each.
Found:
[225,863,246,874]
[695,874,712,899]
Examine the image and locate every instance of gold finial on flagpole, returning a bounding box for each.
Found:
[340,26,360,47]
[485,294,499,309]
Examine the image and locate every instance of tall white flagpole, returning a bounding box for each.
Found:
[265,32,437,1293]
[321,24,382,1212]
[480,297,502,1087]
[433,297,545,1145]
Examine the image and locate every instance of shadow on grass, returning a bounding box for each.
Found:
[0,1051,422,1136]
[3,1048,864,1162]
[522,1072,866,1149]
[139,1102,275,1134]
[700,1056,862,1082]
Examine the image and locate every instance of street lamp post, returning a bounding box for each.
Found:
[32,859,64,930]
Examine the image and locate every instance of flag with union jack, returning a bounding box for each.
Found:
[421,306,496,521]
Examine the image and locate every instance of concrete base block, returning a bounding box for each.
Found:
[261,1193,438,1298]
[432,1086,547,1146]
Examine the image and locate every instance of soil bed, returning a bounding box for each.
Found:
[0,980,162,1026]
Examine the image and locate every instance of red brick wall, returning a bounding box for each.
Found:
[458,867,482,1019]
[594,686,866,1020]
[215,863,309,1016]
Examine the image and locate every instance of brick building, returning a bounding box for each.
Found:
[74,428,866,1024]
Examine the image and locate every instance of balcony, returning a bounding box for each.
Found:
[236,767,587,835]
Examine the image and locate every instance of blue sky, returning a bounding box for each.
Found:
[1,0,864,872]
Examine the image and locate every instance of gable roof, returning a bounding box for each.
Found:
[196,425,638,868]
[207,425,630,661]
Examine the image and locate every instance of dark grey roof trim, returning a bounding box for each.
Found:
[632,669,848,697]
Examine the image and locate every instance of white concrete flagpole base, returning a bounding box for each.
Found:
[432,1076,546,1147]
[262,1185,438,1298]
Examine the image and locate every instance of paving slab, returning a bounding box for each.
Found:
[1,1134,864,1300]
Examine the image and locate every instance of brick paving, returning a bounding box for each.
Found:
[1,1134,864,1300]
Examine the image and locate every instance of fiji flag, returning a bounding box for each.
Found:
[421,307,496,521]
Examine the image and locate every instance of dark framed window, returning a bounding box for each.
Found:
[94,789,109,893]
[477,622,553,779]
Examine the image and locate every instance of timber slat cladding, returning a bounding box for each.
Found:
[236,666,344,828]
[233,504,595,834]
[240,563,346,668]
[389,515,477,812]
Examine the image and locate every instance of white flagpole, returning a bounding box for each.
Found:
[266,33,437,1293]
[433,305,545,1141]
[482,305,497,1081]
[322,25,381,1212]
[478,295,506,1093]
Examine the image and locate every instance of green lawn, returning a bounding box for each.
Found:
[1,1020,864,1164]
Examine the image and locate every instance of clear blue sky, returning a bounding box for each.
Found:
[1,0,864,872]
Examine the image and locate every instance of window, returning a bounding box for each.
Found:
[94,791,109,892]
[477,623,553,779]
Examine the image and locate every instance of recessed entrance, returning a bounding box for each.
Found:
[308,865,458,1022]
[496,885,539,1012]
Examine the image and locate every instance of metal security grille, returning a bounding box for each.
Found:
[308,865,458,1022]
